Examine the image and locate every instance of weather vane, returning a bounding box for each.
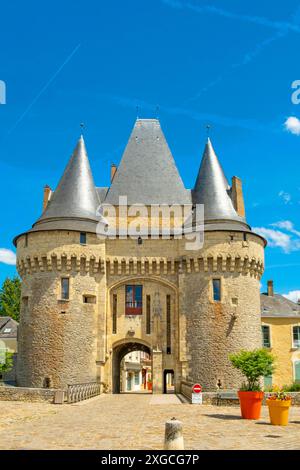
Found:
[80,122,85,134]
[206,124,211,138]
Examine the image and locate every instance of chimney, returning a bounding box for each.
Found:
[43,185,52,211]
[231,176,245,218]
[110,163,117,183]
[267,280,274,297]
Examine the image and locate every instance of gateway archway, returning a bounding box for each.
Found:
[112,341,152,394]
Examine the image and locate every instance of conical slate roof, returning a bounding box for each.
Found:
[105,119,191,205]
[193,138,248,229]
[33,135,101,232]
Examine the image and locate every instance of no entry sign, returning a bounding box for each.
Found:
[192,383,203,404]
[192,383,202,394]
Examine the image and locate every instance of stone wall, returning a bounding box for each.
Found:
[0,386,63,403]
[15,228,265,392]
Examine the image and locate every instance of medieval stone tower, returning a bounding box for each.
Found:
[14,119,265,393]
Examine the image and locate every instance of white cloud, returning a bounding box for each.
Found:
[254,220,300,253]
[284,116,300,135]
[253,227,293,252]
[271,220,300,237]
[278,190,292,204]
[0,249,16,265]
[283,290,300,303]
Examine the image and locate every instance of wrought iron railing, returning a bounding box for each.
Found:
[67,382,101,403]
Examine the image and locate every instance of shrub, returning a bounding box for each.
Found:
[229,349,275,391]
[0,351,14,378]
[282,382,300,392]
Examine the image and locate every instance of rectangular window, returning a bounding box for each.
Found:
[125,285,142,315]
[262,325,271,348]
[212,279,221,302]
[134,371,139,385]
[295,361,300,382]
[293,326,300,349]
[264,375,272,388]
[146,295,151,334]
[80,232,87,244]
[61,278,69,300]
[166,294,171,354]
[113,294,117,334]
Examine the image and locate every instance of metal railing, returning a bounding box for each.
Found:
[67,382,101,403]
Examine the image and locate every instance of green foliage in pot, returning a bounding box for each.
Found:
[229,349,275,392]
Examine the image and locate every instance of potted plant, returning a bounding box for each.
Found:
[266,388,292,426]
[147,376,152,391]
[0,351,13,386]
[229,349,275,420]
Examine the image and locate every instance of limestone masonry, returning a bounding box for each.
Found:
[14,119,266,393]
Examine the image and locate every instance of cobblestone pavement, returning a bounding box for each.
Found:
[0,394,300,450]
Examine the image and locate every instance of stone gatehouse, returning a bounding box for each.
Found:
[14,119,265,393]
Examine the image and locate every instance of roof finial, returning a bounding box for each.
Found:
[206,124,211,139]
[80,122,85,137]
[136,105,139,119]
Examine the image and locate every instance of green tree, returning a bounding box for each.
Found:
[0,276,21,322]
[229,349,275,391]
[0,351,14,378]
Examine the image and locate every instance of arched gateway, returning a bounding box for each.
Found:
[112,341,152,394]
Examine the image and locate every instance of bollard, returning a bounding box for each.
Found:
[164,417,184,450]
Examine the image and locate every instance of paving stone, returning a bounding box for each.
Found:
[0,394,300,450]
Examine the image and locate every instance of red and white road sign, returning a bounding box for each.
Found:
[192,383,202,394]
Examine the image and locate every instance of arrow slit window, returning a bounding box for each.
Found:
[125,285,142,315]
[212,279,221,302]
[112,294,117,333]
[61,278,69,300]
[166,294,171,354]
[146,295,151,334]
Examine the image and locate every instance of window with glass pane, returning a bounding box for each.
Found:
[125,285,142,315]
[262,325,271,348]
[134,372,139,385]
[80,232,86,244]
[212,279,221,301]
[293,326,300,348]
[61,278,69,300]
[295,361,300,382]
[264,375,272,388]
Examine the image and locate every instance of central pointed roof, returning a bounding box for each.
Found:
[193,138,248,229]
[33,135,101,232]
[105,119,191,205]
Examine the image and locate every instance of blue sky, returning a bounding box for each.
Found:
[0,0,300,300]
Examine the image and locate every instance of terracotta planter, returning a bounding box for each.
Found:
[147,382,152,391]
[238,391,264,420]
[266,399,291,426]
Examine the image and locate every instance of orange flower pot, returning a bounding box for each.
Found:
[266,399,291,426]
[238,391,264,420]
[147,382,152,391]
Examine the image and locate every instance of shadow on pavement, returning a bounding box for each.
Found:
[203,414,241,420]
